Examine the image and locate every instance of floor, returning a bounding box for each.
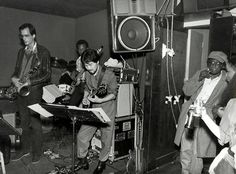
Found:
[2,120,182,174]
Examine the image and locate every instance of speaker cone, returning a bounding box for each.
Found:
[117,16,151,51]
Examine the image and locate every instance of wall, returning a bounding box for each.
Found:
[75,9,111,64]
[0,7,76,85]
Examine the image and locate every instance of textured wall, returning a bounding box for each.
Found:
[0,7,76,85]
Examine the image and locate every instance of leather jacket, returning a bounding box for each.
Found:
[12,44,51,87]
[12,44,51,104]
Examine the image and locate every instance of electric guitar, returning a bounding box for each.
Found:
[90,84,107,98]
[82,84,108,108]
[126,149,136,174]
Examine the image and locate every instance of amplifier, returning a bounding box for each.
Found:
[91,115,135,162]
[109,115,135,161]
[119,68,139,84]
[112,68,139,84]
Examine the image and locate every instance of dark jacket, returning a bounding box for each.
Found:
[174,70,228,157]
[12,44,51,104]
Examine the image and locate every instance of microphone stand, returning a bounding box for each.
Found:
[67,110,77,174]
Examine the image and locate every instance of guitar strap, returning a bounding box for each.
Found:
[97,66,106,88]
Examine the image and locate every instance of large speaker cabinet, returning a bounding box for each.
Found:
[143,29,187,172]
[183,0,229,13]
[209,15,236,64]
[110,0,156,53]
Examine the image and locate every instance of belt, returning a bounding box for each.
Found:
[228,148,235,158]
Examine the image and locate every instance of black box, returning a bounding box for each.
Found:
[109,115,135,161]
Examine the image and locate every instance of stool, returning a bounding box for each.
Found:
[0,151,6,174]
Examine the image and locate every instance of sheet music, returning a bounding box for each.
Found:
[67,105,111,123]
[28,104,53,118]
[202,111,221,139]
[42,84,63,103]
[30,103,111,123]
[89,107,110,122]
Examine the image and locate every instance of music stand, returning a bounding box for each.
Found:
[29,103,109,174]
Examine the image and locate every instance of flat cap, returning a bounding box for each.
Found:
[208,51,228,63]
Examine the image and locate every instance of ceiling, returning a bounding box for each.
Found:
[0,0,109,18]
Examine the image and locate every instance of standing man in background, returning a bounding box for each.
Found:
[11,23,51,164]
[174,51,229,174]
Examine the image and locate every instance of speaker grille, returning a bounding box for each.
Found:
[118,16,151,51]
[112,15,155,53]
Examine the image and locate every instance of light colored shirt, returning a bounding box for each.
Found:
[196,73,222,104]
[19,42,38,79]
[25,42,37,53]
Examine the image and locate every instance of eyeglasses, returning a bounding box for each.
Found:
[207,59,222,66]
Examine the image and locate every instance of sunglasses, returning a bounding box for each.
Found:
[207,59,222,66]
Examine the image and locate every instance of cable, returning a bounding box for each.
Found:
[131,53,137,69]
[120,54,131,69]
[129,52,145,105]
[165,16,177,127]
[161,0,180,126]
[155,37,160,43]
[169,0,181,112]
[119,55,126,68]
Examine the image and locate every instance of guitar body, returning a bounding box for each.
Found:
[91,84,107,98]
[126,102,144,174]
[126,149,136,174]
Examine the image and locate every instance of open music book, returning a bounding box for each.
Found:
[28,103,110,123]
[42,84,63,103]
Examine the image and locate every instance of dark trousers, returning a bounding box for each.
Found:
[17,96,42,157]
[69,83,84,106]
[202,158,214,174]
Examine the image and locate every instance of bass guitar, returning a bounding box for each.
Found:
[126,101,144,174]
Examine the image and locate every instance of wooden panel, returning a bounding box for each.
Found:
[143,28,187,172]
